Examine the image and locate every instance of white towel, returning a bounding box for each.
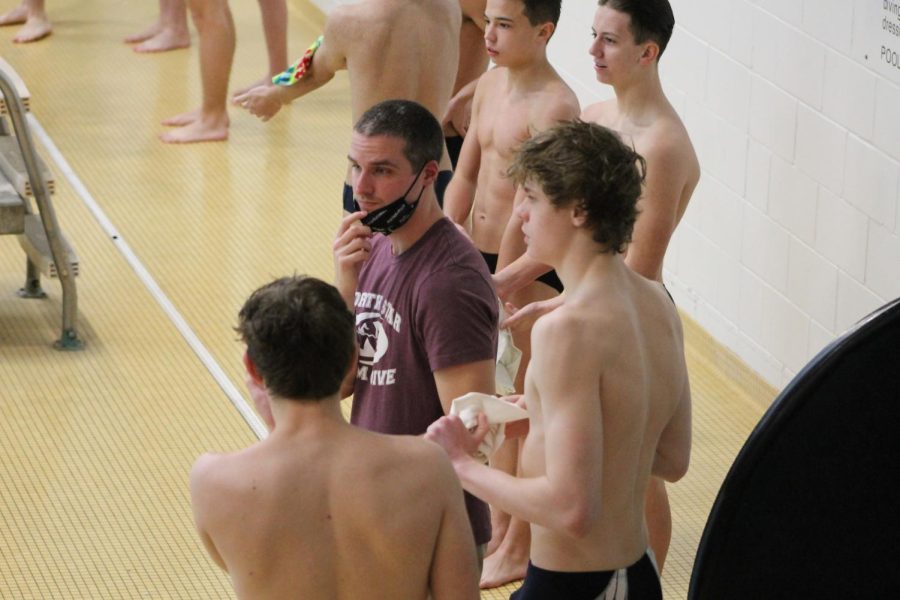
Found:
[495,308,522,395]
[450,392,529,462]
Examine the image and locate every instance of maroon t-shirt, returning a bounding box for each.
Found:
[351,217,498,545]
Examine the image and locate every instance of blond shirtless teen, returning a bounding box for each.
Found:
[0,0,50,43]
[427,121,691,600]
[190,276,480,600]
[442,0,578,587]
[234,0,460,209]
[499,0,700,573]
[443,0,488,168]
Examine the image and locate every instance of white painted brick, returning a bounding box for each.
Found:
[738,267,766,346]
[768,155,818,245]
[734,332,786,390]
[673,0,732,53]
[760,285,810,373]
[684,100,748,195]
[836,272,886,332]
[664,275,698,314]
[815,187,868,281]
[749,75,797,161]
[706,48,751,131]
[775,28,826,109]
[714,252,743,322]
[807,319,836,359]
[786,238,838,328]
[843,136,899,228]
[728,0,756,66]
[695,300,741,351]
[663,29,708,97]
[822,50,876,140]
[742,205,790,292]
[677,225,719,301]
[801,0,852,55]
[745,139,772,211]
[696,177,744,259]
[874,80,900,163]
[866,223,900,301]
[750,8,789,81]
[755,0,802,26]
[794,104,846,194]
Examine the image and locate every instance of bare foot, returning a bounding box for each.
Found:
[133,29,190,53]
[161,108,201,127]
[124,22,161,44]
[231,77,270,102]
[0,5,26,26]
[12,17,51,43]
[479,523,529,589]
[159,113,229,144]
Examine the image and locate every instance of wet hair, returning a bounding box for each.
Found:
[522,0,561,27]
[598,0,675,59]
[353,99,443,170]
[236,276,355,401]
[507,120,646,254]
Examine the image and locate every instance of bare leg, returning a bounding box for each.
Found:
[160,0,233,143]
[231,0,286,99]
[480,277,557,589]
[7,0,51,43]
[127,0,190,53]
[645,477,672,573]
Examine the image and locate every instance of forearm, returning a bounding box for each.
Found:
[494,254,552,299]
[443,178,476,225]
[454,458,577,534]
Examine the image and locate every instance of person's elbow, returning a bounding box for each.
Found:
[558,493,599,539]
[652,448,690,483]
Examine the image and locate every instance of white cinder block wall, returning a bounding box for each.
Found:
[555,0,900,391]
[308,0,900,391]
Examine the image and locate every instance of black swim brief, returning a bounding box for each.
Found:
[509,553,662,600]
[445,135,464,170]
[342,170,453,213]
[479,251,563,293]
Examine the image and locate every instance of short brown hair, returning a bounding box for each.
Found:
[236,276,355,401]
[508,120,645,254]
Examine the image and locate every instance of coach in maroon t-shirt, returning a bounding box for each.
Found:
[333,100,498,556]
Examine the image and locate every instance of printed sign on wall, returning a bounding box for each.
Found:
[854,0,900,83]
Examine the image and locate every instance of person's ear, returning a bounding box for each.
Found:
[571,204,588,228]
[538,22,555,43]
[638,41,660,65]
[243,351,264,385]
[421,160,440,187]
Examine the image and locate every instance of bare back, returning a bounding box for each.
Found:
[520,260,690,571]
[467,67,579,253]
[582,99,700,280]
[335,0,459,125]
[191,424,479,599]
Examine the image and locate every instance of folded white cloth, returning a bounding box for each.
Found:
[495,309,522,395]
[450,392,529,462]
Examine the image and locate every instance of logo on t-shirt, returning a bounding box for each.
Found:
[354,292,403,387]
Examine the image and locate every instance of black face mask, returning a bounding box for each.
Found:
[353,165,426,235]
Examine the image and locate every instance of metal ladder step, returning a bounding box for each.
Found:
[17,214,79,278]
[0,135,53,197]
[0,57,30,115]
[0,177,24,235]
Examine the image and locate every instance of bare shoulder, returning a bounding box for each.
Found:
[532,78,580,127]
[534,301,616,359]
[460,0,486,22]
[580,99,616,123]
[380,434,460,493]
[641,110,698,169]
